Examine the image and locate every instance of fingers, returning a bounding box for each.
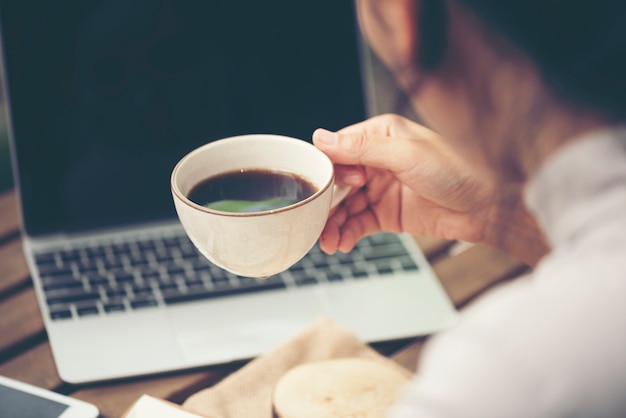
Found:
[319,212,343,254]
[337,113,414,137]
[313,127,415,173]
[313,128,384,167]
[337,212,381,253]
[313,115,429,254]
[319,189,381,254]
[314,124,400,255]
[334,164,366,187]
[330,210,381,253]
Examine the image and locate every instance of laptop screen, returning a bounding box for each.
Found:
[0,1,366,237]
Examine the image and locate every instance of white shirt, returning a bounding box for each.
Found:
[390,128,626,418]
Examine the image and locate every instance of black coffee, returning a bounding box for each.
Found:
[188,169,317,213]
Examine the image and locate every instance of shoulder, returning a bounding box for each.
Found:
[391,245,626,418]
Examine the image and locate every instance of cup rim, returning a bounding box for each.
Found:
[171,134,335,217]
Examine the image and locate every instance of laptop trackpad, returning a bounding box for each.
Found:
[168,288,325,364]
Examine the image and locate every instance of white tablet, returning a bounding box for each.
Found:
[0,375,99,418]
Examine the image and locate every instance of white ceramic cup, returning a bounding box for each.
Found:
[171,134,349,278]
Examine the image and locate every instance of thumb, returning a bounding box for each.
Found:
[313,128,409,172]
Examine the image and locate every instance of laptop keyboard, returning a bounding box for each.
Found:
[34,233,419,321]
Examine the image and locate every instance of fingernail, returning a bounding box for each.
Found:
[338,230,354,253]
[316,128,338,145]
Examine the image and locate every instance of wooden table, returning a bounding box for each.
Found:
[0,189,529,417]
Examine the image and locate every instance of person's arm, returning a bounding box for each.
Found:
[313,114,549,265]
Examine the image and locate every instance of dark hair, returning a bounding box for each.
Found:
[416,0,626,122]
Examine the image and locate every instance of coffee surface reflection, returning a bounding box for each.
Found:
[188,169,317,213]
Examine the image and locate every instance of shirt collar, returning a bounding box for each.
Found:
[524,127,626,247]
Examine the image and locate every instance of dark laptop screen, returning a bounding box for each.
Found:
[0,1,366,236]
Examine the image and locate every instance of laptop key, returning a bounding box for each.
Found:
[362,243,407,260]
[291,271,319,286]
[185,282,207,292]
[112,272,135,284]
[128,252,150,266]
[48,302,73,320]
[181,252,200,260]
[335,252,358,266]
[35,253,56,264]
[138,240,155,250]
[154,248,174,262]
[372,259,394,275]
[85,272,109,286]
[112,243,131,254]
[59,249,82,262]
[210,274,229,285]
[104,302,126,313]
[312,259,331,269]
[190,261,211,272]
[103,257,124,269]
[296,276,319,286]
[369,233,401,245]
[288,261,306,273]
[184,275,205,286]
[159,282,179,291]
[398,255,419,271]
[308,252,329,267]
[137,266,160,279]
[350,267,370,279]
[75,258,99,273]
[46,288,100,305]
[166,264,186,275]
[38,265,73,276]
[76,304,100,317]
[41,274,82,290]
[259,276,285,286]
[130,296,159,309]
[105,295,126,304]
[163,237,181,247]
[326,272,344,282]
[105,288,127,298]
[86,246,106,257]
[132,285,154,296]
[49,309,73,320]
[180,245,199,257]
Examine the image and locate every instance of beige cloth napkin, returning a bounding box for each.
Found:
[182,316,414,418]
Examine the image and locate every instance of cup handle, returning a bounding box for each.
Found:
[330,184,351,209]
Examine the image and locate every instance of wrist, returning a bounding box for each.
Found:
[481,186,549,267]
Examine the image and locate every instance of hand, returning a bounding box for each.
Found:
[313,114,496,254]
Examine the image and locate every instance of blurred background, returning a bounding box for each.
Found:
[0,0,416,204]
[0,70,12,193]
[0,53,412,199]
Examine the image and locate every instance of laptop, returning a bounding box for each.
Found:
[0,1,457,383]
